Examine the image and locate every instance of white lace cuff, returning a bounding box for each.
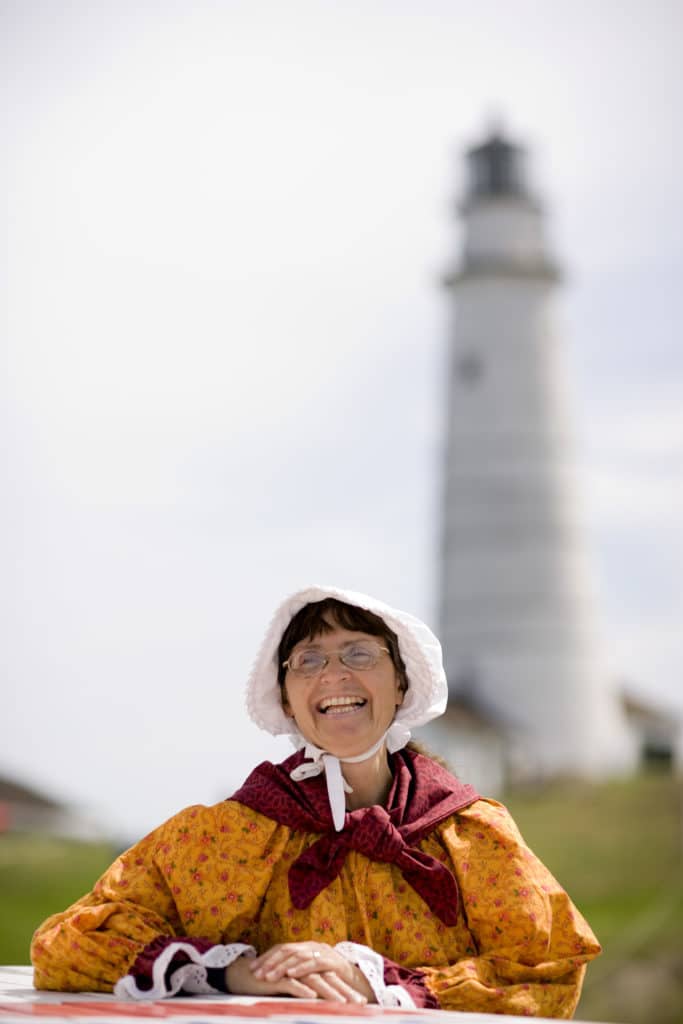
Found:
[334,941,416,1009]
[114,941,256,1000]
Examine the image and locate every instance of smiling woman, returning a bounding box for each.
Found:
[31,585,601,1018]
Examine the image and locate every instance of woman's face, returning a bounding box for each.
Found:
[281,621,404,758]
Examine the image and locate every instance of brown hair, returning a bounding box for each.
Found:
[277,598,408,693]
[405,739,455,773]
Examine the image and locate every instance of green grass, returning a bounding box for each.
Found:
[503,773,683,1024]
[1,774,681,1022]
[0,835,115,963]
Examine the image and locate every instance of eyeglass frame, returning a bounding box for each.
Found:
[282,642,391,677]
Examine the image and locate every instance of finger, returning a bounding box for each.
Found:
[262,952,310,980]
[250,942,302,967]
[255,948,322,980]
[320,970,368,1004]
[285,954,329,979]
[282,976,319,1000]
[303,971,367,1005]
[251,942,322,972]
[251,947,296,978]
[300,972,346,1004]
[285,949,352,985]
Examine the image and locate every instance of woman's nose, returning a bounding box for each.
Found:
[319,654,350,681]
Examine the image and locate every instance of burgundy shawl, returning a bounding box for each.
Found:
[231,748,479,926]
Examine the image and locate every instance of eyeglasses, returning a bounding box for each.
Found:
[283,641,390,677]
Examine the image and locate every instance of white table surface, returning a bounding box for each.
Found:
[0,967,616,1024]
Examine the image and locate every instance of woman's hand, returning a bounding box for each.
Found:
[248,941,374,1004]
[225,954,319,1000]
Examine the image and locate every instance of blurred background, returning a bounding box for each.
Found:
[2,2,682,1021]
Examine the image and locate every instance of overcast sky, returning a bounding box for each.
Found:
[3,0,682,841]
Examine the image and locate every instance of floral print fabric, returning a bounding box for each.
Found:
[32,785,599,1018]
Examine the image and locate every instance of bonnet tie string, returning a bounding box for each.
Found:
[289,727,408,832]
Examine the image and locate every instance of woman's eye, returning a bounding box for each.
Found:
[345,646,372,664]
[297,650,323,668]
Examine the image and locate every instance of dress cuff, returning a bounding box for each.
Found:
[334,941,417,1009]
[114,936,256,1000]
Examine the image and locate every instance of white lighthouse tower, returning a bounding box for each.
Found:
[434,129,635,784]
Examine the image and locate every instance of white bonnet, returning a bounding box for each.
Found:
[245,584,448,743]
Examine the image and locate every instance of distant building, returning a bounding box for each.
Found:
[621,691,682,774]
[0,775,102,839]
[424,692,509,795]
[425,128,640,788]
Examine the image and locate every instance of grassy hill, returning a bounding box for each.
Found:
[1,773,681,1023]
[0,835,115,963]
[504,773,683,1024]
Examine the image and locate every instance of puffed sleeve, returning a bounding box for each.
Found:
[31,801,289,996]
[419,800,601,1019]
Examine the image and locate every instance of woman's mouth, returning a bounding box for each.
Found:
[317,696,367,715]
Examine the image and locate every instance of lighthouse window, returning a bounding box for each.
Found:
[457,351,483,385]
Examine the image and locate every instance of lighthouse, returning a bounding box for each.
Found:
[433,129,635,784]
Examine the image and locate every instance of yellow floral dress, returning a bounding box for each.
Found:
[32,752,600,1018]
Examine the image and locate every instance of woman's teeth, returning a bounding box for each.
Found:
[319,697,366,714]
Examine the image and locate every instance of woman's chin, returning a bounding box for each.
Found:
[318,726,385,761]
[297,709,390,759]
